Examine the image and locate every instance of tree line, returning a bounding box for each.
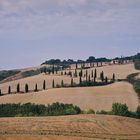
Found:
[0,102,139,119]
[0,69,116,95]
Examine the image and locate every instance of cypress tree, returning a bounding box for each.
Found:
[34,83,38,92]
[91,70,94,78]
[79,69,83,77]
[76,63,78,69]
[94,69,97,78]
[94,75,96,83]
[88,75,91,82]
[86,70,88,81]
[43,80,46,90]
[79,76,82,85]
[112,73,115,81]
[61,71,63,75]
[16,83,20,93]
[25,84,29,93]
[52,65,55,74]
[52,79,55,88]
[105,77,108,84]
[100,71,104,82]
[71,78,74,87]
[8,86,11,94]
[61,80,64,87]
[74,69,77,77]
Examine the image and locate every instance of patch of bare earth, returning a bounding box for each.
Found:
[0,115,140,140]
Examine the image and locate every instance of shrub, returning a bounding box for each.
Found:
[136,106,140,119]
[96,110,108,115]
[0,103,81,117]
[84,109,95,114]
[111,103,129,117]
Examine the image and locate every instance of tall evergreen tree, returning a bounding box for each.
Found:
[100,71,104,82]
[105,77,108,84]
[74,69,77,77]
[79,76,82,85]
[61,71,63,75]
[91,70,94,78]
[112,73,115,81]
[79,69,83,77]
[52,65,55,74]
[76,63,78,69]
[86,70,88,81]
[71,78,74,86]
[61,80,64,87]
[94,69,97,78]
[8,86,11,94]
[16,83,20,93]
[25,84,29,93]
[34,83,38,92]
[88,75,91,82]
[43,80,46,90]
[52,79,55,88]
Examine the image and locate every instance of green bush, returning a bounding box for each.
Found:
[111,103,130,117]
[96,110,108,115]
[0,102,81,117]
[84,109,95,114]
[136,106,140,119]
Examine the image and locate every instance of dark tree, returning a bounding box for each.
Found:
[88,75,91,82]
[79,76,82,85]
[52,79,55,88]
[16,83,20,93]
[8,86,11,94]
[100,71,104,82]
[112,73,115,81]
[61,71,63,75]
[74,69,77,77]
[71,78,74,86]
[34,83,38,92]
[91,70,94,78]
[43,80,46,90]
[79,69,83,77]
[105,77,108,84]
[52,65,55,74]
[61,80,64,87]
[25,84,29,93]
[0,89,1,96]
[76,63,78,69]
[86,70,88,81]
[94,69,97,78]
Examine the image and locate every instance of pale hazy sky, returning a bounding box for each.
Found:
[0,0,140,69]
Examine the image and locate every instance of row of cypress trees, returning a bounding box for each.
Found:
[0,69,115,95]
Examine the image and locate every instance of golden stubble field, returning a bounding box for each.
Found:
[0,63,139,111]
[0,114,140,140]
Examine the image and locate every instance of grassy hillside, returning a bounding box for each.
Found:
[0,70,20,81]
[0,115,140,140]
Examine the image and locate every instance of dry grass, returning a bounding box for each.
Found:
[0,114,140,140]
[0,63,139,111]
[0,63,139,93]
[0,82,138,111]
